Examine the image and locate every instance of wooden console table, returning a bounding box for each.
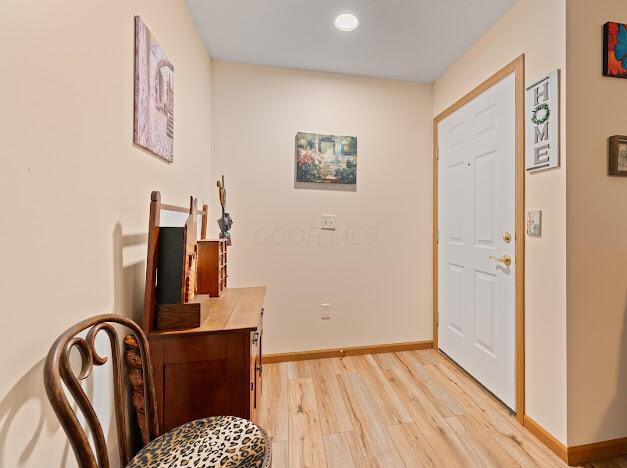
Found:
[142,192,265,433]
[149,287,265,432]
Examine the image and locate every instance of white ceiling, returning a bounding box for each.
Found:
[185,0,516,82]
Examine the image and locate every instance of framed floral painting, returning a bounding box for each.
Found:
[603,22,627,78]
[295,132,357,184]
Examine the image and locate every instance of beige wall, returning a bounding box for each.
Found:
[566,0,627,446]
[211,61,433,354]
[433,0,568,443]
[4,0,624,460]
[0,0,212,466]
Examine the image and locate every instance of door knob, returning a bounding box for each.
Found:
[489,255,512,267]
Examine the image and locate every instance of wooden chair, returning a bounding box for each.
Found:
[44,314,271,468]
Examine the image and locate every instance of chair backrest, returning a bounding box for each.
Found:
[44,314,159,468]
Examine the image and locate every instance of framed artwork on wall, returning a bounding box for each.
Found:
[603,22,627,79]
[609,135,627,176]
[134,16,175,162]
[295,132,357,184]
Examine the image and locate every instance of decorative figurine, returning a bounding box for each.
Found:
[217,175,233,245]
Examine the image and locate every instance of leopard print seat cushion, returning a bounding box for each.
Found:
[127,416,271,468]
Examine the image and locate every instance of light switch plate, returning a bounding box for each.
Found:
[321,214,336,230]
[321,303,331,320]
[527,210,542,237]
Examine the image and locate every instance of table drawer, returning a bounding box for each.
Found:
[164,334,227,364]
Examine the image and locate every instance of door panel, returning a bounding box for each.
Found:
[438,73,516,409]
[474,150,496,246]
[474,270,496,356]
[446,264,465,337]
[447,162,465,242]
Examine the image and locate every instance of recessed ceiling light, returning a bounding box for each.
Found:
[334,13,359,32]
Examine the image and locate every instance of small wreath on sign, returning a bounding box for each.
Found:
[531,103,550,125]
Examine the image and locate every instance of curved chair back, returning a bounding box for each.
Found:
[44,314,159,468]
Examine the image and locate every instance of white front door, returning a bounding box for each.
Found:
[438,73,516,409]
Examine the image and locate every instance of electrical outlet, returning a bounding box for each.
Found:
[321,303,331,320]
[321,214,336,230]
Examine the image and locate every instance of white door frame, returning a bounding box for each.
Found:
[433,55,525,424]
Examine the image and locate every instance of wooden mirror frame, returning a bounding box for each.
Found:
[143,191,209,335]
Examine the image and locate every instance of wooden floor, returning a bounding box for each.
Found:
[257,349,627,467]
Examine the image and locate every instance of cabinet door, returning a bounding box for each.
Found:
[159,333,249,432]
[164,359,227,430]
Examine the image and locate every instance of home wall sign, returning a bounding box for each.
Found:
[525,70,559,172]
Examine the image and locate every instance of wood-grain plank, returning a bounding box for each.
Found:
[423,360,563,467]
[445,414,521,467]
[379,353,465,417]
[288,377,327,468]
[379,361,473,467]
[386,423,442,467]
[309,359,352,435]
[421,356,563,466]
[392,352,545,467]
[271,441,288,468]
[331,357,356,374]
[257,362,288,442]
[337,372,404,467]
[425,355,512,418]
[323,432,367,468]
[288,360,312,380]
[347,355,412,426]
[411,348,443,366]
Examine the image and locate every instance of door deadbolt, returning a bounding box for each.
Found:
[503,232,512,243]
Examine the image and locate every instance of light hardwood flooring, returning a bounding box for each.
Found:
[257,349,627,467]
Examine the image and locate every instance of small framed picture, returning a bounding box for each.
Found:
[603,22,627,79]
[609,135,627,176]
